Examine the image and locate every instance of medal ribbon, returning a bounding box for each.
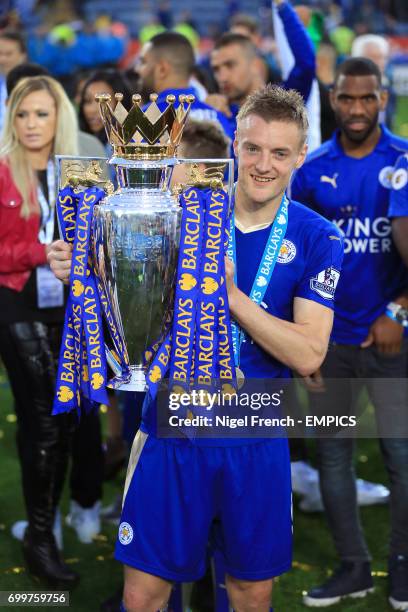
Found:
[57,185,129,385]
[193,189,228,393]
[146,330,172,400]
[53,187,108,415]
[144,186,237,440]
[217,202,236,391]
[56,186,78,244]
[227,193,289,369]
[83,272,109,405]
[168,187,205,393]
[52,187,80,413]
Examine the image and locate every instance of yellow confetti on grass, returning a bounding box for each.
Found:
[94,534,108,542]
[294,561,387,578]
[6,414,16,423]
[293,560,315,572]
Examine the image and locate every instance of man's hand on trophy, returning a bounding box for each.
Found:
[47,240,73,285]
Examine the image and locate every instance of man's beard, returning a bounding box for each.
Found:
[337,111,379,144]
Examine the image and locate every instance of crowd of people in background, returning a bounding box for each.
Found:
[1,0,408,115]
[0,0,408,611]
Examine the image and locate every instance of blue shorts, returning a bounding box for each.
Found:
[115,432,292,582]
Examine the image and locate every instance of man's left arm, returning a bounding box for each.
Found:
[226,258,333,377]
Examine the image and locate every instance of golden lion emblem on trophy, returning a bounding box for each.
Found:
[188,164,225,190]
[64,160,114,195]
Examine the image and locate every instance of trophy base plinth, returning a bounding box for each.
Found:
[108,367,147,392]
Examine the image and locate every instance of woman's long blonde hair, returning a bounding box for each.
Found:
[0,75,79,218]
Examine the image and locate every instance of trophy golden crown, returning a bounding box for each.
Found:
[96,92,195,160]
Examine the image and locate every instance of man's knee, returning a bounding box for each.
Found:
[123,585,169,612]
[123,566,171,612]
[226,575,273,611]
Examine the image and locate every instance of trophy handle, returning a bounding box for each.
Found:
[55,155,113,193]
[175,157,234,214]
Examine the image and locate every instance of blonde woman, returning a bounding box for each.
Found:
[0,76,79,586]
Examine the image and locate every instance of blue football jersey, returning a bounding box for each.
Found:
[292,126,408,344]
[140,199,343,445]
[236,200,344,379]
[389,153,408,218]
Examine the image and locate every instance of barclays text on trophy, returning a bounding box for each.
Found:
[52,91,236,416]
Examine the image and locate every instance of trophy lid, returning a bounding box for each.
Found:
[96,92,195,161]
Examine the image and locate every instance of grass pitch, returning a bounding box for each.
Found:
[0,369,394,611]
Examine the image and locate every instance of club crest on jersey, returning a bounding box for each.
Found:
[310,267,340,300]
[118,522,133,545]
[392,168,407,191]
[379,166,394,189]
[320,173,338,188]
[277,239,296,264]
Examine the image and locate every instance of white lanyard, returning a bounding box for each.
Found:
[37,160,56,245]
[36,159,64,308]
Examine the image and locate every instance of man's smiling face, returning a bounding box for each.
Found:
[234,115,307,207]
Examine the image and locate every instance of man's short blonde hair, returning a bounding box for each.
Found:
[237,84,309,145]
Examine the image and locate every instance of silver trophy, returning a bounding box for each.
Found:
[57,93,233,392]
[93,157,181,391]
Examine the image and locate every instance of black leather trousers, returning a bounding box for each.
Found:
[0,322,74,540]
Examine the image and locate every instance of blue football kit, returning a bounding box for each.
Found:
[115,199,343,582]
[292,126,408,345]
[389,153,408,218]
